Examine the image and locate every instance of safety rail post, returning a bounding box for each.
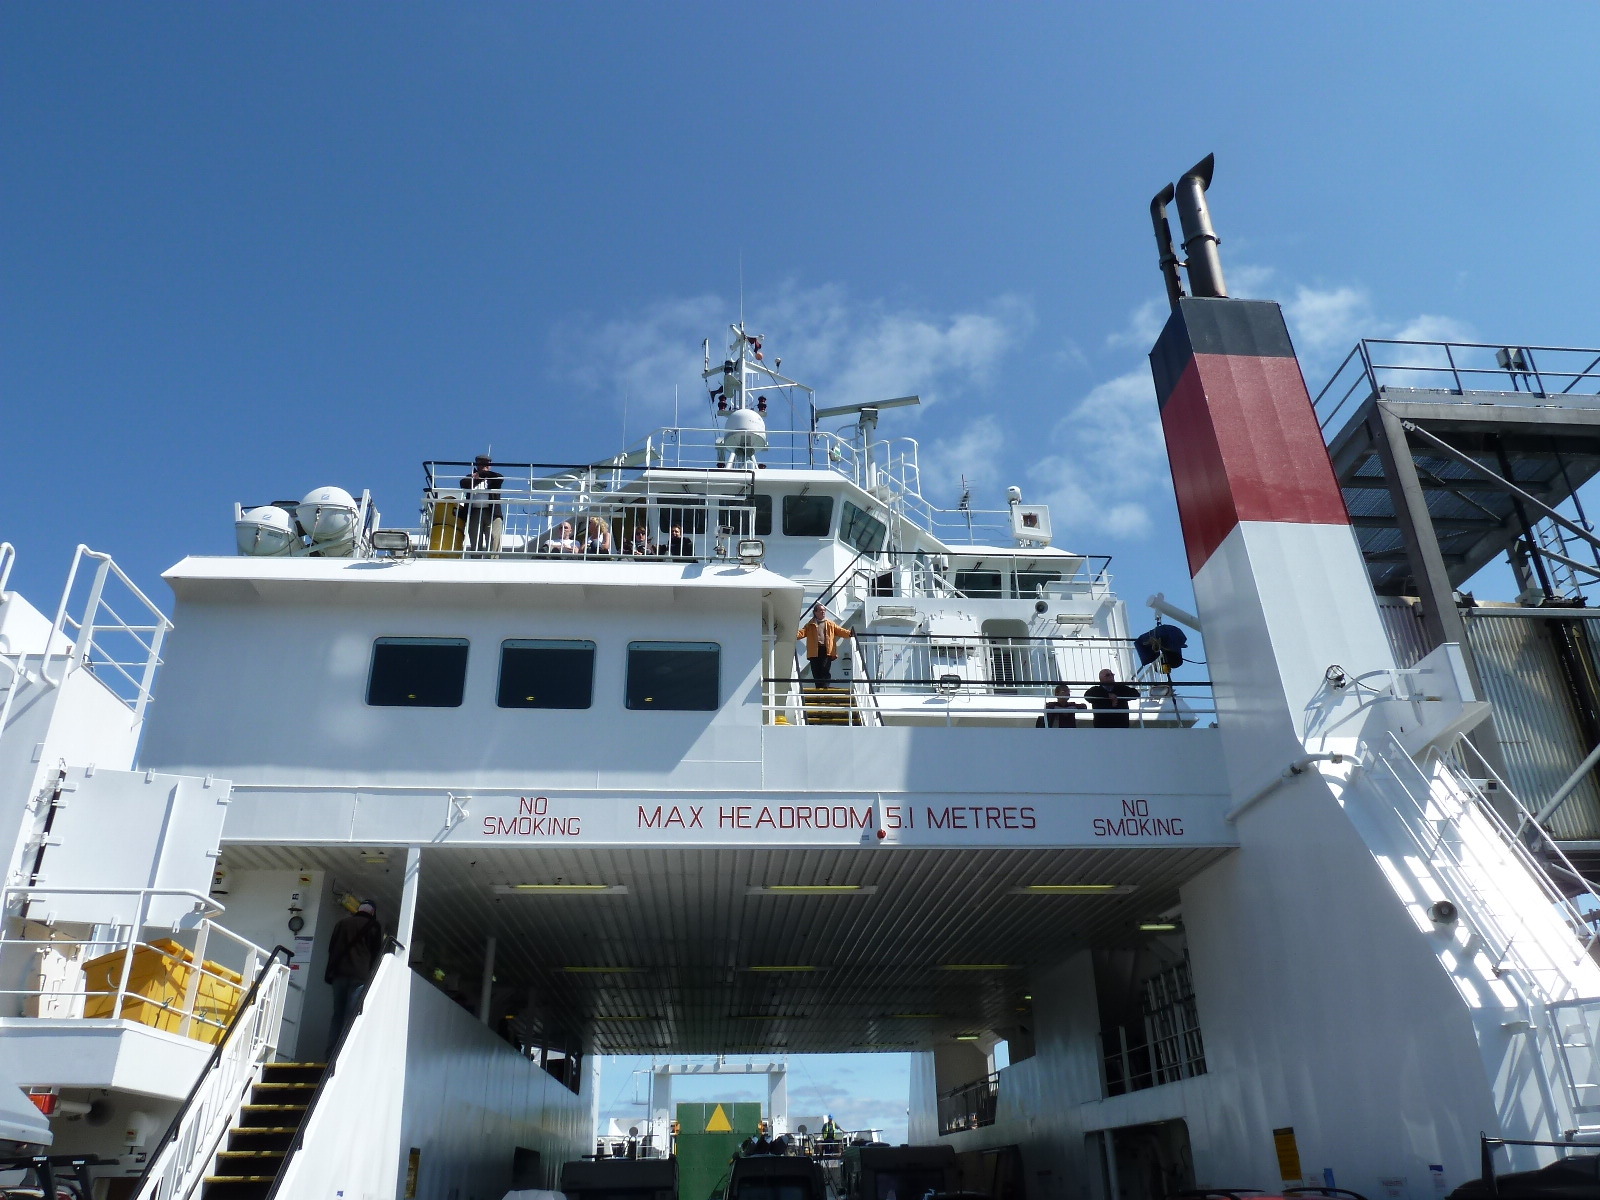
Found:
[176,921,212,1040]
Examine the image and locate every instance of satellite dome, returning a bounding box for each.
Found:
[723,406,768,451]
[296,486,358,544]
[235,506,298,557]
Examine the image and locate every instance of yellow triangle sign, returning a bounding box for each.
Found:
[705,1104,733,1133]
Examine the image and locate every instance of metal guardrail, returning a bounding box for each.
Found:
[937,1071,999,1134]
[1314,340,1600,436]
[40,546,171,719]
[133,947,292,1200]
[0,886,267,1041]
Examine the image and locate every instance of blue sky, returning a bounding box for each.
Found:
[6,2,1598,1138]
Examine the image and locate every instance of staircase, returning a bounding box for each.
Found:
[201,1062,325,1198]
[802,686,859,726]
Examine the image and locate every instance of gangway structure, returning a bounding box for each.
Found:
[1316,340,1600,869]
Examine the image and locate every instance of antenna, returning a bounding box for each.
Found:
[813,396,921,421]
[959,476,973,537]
[739,249,745,328]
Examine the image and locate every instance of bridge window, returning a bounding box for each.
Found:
[497,639,595,709]
[840,501,887,555]
[955,570,1003,598]
[751,493,773,535]
[658,500,707,535]
[1016,570,1062,597]
[626,641,720,710]
[782,494,834,537]
[367,637,469,707]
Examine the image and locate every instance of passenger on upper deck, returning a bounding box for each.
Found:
[1037,683,1088,729]
[1085,668,1141,729]
[543,521,580,554]
[624,525,656,556]
[666,523,693,560]
[798,603,853,686]
[584,516,613,555]
[459,455,505,553]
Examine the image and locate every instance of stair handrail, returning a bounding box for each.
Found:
[133,945,293,1200]
[264,937,403,1200]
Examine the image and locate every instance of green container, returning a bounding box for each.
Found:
[675,1101,762,1200]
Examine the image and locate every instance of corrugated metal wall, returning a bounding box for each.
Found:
[1464,613,1600,841]
[1374,598,1600,839]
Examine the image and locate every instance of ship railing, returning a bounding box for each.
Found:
[1372,734,1600,1118]
[1099,1021,1207,1098]
[802,1128,884,1158]
[0,886,281,1045]
[855,632,1151,695]
[419,462,765,563]
[39,546,171,719]
[0,540,15,599]
[1314,339,1600,435]
[761,682,1214,730]
[823,552,1115,611]
[936,1071,999,1134]
[132,946,292,1200]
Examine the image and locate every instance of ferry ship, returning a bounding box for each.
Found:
[2,157,1598,1200]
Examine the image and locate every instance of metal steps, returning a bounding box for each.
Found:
[201,1062,325,1199]
[802,686,859,726]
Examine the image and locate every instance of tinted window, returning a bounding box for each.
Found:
[658,500,707,535]
[1016,571,1062,596]
[626,641,719,710]
[498,640,595,709]
[782,494,834,537]
[752,494,772,536]
[955,571,1003,599]
[840,501,887,555]
[367,637,468,707]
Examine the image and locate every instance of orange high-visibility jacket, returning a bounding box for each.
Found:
[797,618,853,660]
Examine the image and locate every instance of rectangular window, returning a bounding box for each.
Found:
[657,500,707,535]
[955,571,1003,599]
[367,637,469,707]
[752,493,772,536]
[782,494,834,537]
[497,639,595,709]
[626,641,720,710]
[840,500,887,555]
[1016,571,1062,597]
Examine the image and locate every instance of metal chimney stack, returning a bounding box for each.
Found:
[1150,153,1228,308]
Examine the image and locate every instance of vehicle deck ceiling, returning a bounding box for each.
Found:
[220,844,1229,1054]
[1325,392,1600,596]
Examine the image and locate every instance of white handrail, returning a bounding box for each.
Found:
[0,541,15,599]
[133,950,292,1200]
[39,546,172,719]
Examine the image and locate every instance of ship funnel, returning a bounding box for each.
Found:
[1152,154,1228,308]
[1173,154,1226,300]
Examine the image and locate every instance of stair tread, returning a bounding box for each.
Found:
[229,1126,300,1134]
[205,1175,278,1182]
[218,1150,286,1158]
[253,1081,318,1088]
[241,1103,308,1111]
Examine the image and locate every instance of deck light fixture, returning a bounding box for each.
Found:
[936,674,962,696]
[496,883,629,895]
[562,966,643,973]
[1012,884,1131,895]
[745,965,816,972]
[746,884,874,895]
[1139,922,1180,933]
[953,1034,981,1041]
[738,538,765,563]
[370,529,414,553]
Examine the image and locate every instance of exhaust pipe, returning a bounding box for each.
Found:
[1173,153,1226,299]
[1150,183,1184,311]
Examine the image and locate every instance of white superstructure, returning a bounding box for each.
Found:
[1,252,1597,1200]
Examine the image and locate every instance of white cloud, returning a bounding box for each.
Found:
[553,284,1032,435]
[1283,284,1372,360]
[919,415,1005,505]
[1105,297,1167,350]
[1028,369,1169,542]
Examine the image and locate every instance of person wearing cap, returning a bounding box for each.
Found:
[324,899,384,1056]
[797,603,853,687]
[458,455,505,553]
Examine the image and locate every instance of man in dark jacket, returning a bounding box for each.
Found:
[458,455,505,552]
[1084,668,1141,729]
[324,900,384,1056]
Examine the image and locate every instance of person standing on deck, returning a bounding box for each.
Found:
[798,603,853,687]
[458,455,505,553]
[1084,668,1141,729]
[324,900,384,1056]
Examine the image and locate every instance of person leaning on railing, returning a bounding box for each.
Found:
[798,604,853,687]
[458,455,504,553]
[1037,683,1088,728]
[1084,668,1140,728]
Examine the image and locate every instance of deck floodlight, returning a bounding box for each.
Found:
[738,538,765,563]
[936,674,962,696]
[371,530,413,553]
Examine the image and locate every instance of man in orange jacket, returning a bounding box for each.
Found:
[798,603,853,686]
